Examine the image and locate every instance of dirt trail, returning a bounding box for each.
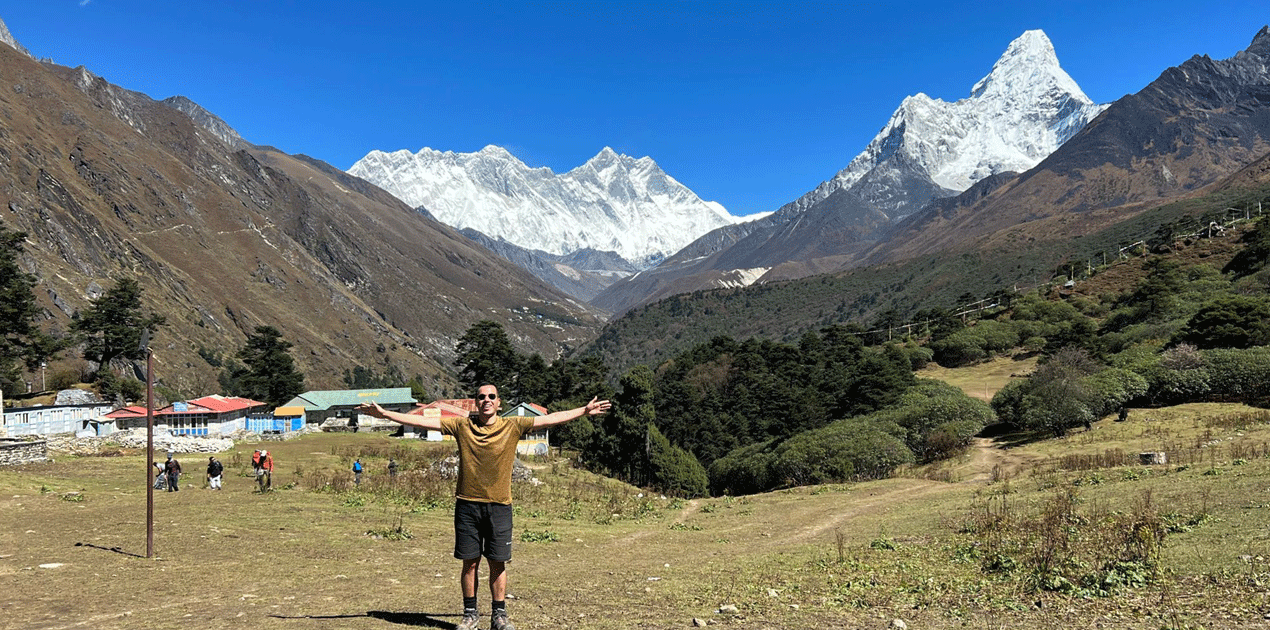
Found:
[612,438,1025,552]
[962,437,1042,483]
[616,499,701,544]
[964,437,1001,483]
[785,437,1031,545]
[784,480,948,544]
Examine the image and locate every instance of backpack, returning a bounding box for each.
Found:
[353,461,362,473]
[251,451,261,468]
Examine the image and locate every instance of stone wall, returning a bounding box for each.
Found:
[0,438,48,465]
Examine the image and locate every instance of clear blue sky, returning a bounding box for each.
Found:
[3,1,1266,216]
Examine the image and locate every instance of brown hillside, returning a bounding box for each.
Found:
[0,43,603,399]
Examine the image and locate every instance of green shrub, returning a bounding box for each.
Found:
[975,320,1022,354]
[925,419,985,461]
[646,424,709,498]
[930,334,988,367]
[1173,295,1270,349]
[1022,336,1047,353]
[994,348,1102,435]
[1140,362,1212,406]
[991,379,1030,426]
[882,379,994,461]
[709,441,778,496]
[1008,297,1097,351]
[709,419,915,495]
[903,344,934,370]
[1083,368,1149,418]
[1202,346,1270,402]
[770,419,915,486]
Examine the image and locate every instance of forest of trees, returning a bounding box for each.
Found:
[451,318,991,497]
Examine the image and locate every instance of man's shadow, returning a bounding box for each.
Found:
[269,611,452,628]
[368,611,453,628]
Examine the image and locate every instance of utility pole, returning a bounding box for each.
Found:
[139,329,155,559]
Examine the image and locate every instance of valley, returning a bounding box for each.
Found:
[3,9,1270,630]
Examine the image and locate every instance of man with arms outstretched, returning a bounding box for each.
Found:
[358,385,610,630]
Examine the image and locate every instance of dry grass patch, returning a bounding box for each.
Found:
[1019,403,1270,470]
[916,354,1038,401]
[4,419,1270,629]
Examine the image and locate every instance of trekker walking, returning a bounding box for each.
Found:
[387,458,398,481]
[252,450,263,489]
[358,385,609,630]
[353,458,363,486]
[152,461,167,490]
[207,456,224,490]
[254,450,273,491]
[164,453,182,492]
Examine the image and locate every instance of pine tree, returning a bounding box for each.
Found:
[231,325,305,407]
[0,226,58,391]
[453,320,521,395]
[71,277,165,372]
[589,365,658,484]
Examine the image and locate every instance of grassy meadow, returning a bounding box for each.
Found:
[4,385,1270,629]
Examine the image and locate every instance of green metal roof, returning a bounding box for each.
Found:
[502,402,547,417]
[283,388,416,411]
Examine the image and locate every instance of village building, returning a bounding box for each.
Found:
[502,401,552,456]
[103,405,149,431]
[285,388,417,430]
[405,399,477,440]
[151,395,269,436]
[1,400,115,437]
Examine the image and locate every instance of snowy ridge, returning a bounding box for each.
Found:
[785,30,1106,220]
[349,146,738,268]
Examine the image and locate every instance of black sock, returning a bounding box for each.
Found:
[492,600,506,612]
[463,596,477,612]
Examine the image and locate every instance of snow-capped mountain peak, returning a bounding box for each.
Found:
[349,146,738,268]
[970,30,1079,99]
[782,29,1107,220]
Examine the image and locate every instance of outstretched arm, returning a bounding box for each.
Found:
[533,397,612,428]
[356,402,443,431]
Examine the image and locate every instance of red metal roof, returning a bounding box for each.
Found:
[437,398,478,413]
[104,405,149,419]
[410,400,473,418]
[154,395,267,415]
[187,395,266,413]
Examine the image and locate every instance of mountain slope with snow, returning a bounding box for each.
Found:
[593,29,1109,315]
[349,146,738,268]
[785,30,1107,222]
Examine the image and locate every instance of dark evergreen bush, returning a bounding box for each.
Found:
[646,424,709,498]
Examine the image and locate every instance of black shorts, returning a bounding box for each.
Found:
[454,499,514,562]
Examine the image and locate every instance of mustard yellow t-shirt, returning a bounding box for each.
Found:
[439,415,534,505]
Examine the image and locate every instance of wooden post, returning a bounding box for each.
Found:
[146,348,154,558]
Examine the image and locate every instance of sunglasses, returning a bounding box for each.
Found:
[476,393,499,401]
